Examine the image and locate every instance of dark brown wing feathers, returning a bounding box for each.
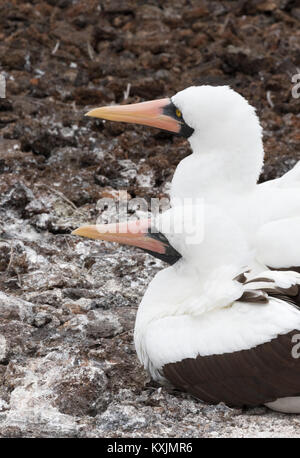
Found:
[163,331,300,407]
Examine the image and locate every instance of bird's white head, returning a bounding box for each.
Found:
[85,85,264,197]
[172,85,262,155]
[72,203,249,276]
[170,85,265,199]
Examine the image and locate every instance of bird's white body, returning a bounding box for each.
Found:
[133,86,300,412]
[134,205,300,410]
[135,262,300,375]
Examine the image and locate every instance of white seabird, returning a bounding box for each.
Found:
[72,85,300,412]
[73,204,300,413]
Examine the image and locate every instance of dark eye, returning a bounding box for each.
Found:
[176,108,182,118]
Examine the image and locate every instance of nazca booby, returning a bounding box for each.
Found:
[85,84,300,274]
[73,85,300,412]
[73,204,300,412]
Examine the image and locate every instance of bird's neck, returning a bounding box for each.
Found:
[171,135,264,203]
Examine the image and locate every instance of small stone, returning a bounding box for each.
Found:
[0,182,34,212]
[183,6,209,20]
[0,292,34,322]
[87,311,123,338]
[97,404,149,432]
[100,188,131,200]
[256,1,277,12]
[32,311,52,328]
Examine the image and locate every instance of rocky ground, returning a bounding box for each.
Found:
[0,0,300,438]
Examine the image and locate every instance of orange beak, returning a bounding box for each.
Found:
[72,219,181,265]
[85,98,180,134]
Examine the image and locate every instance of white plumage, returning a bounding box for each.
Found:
[134,86,300,412]
[134,206,300,387]
[76,84,300,412]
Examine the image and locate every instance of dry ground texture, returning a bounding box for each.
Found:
[0,0,300,437]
